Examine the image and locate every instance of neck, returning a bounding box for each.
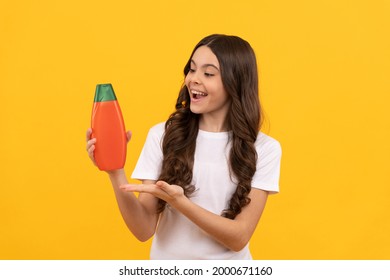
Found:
[199,115,229,132]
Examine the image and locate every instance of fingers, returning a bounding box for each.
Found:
[120,182,185,206]
[86,128,96,152]
[156,181,170,190]
[156,181,183,197]
[122,181,183,199]
[126,131,132,143]
[86,128,93,142]
[86,128,97,166]
[86,128,131,168]
[86,143,97,166]
[120,184,160,196]
[86,137,97,153]
[87,139,96,155]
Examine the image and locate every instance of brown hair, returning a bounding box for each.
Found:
[158,34,262,219]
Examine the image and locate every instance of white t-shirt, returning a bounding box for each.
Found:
[131,122,281,259]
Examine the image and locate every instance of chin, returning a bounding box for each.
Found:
[189,105,203,115]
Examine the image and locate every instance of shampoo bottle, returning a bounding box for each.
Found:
[91,84,127,171]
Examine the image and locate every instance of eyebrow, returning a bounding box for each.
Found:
[191,59,220,71]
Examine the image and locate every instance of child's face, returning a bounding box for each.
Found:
[185,46,231,123]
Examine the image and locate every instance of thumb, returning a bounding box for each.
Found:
[156,181,169,189]
[156,181,183,198]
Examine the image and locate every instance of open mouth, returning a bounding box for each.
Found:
[191,90,208,100]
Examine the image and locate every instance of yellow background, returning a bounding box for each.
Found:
[1,0,389,259]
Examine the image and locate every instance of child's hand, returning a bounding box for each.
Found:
[120,181,185,206]
[86,128,97,166]
[85,128,133,168]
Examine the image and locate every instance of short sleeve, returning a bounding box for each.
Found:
[251,133,282,193]
[131,123,165,181]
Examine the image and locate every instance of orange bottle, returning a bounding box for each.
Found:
[91,84,127,171]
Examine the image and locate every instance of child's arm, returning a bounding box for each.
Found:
[108,171,160,241]
[86,129,159,242]
[121,181,268,251]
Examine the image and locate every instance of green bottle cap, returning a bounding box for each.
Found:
[94,84,117,102]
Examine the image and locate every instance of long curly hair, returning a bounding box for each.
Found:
[158,34,262,219]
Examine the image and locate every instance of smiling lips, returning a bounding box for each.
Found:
[191,89,208,100]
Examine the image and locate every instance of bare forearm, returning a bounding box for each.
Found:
[108,170,157,241]
[171,188,268,251]
[172,197,250,251]
[86,129,157,240]
[121,182,267,251]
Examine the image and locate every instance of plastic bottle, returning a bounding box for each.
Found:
[91,84,127,171]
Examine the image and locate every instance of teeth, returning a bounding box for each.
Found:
[191,90,207,96]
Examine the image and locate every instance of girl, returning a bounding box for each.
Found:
[86,34,281,259]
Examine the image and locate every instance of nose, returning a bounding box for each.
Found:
[188,70,201,85]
